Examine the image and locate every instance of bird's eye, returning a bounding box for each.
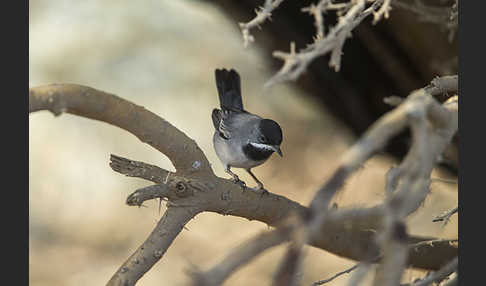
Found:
[260,135,266,142]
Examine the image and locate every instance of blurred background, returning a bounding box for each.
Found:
[29,0,457,285]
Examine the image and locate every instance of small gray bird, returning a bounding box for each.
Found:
[212,68,283,194]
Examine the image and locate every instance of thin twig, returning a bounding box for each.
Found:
[433,207,458,226]
[410,239,458,250]
[311,263,360,285]
[402,257,458,286]
[347,263,373,286]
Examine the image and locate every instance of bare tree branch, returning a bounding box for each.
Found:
[271,215,307,286]
[401,257,457,286]
[433,206,458,225]
[190,219,294,286]
[409,239,458,251]
[190,75,458,285]
[372,89,457,285]
[373,221,410,286]
[29,79,458,285]
[107,206,201,286]
[439,272,458,286]
[111,153,457,272]
[272,242,304,286]
[310,89,457,214]
[110,154,172,184]
[240,0,457,87]
[347,263,373,286]
[424,75,459,97]
[265,0,384,86]
[125,184,171,207]
[29,84,213,178]
[239,0,285,48]
[373,0,393,23]
[311,262,360,285]
[110,154,457,269]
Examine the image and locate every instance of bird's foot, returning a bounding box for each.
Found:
[231,177,247,190]
[256,184,269,197]
[260,188,269,197]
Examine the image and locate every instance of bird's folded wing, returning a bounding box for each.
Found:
[212,109,232,140]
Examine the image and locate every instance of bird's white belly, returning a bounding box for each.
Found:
[213,133,266,169]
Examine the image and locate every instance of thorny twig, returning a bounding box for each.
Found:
[265,0,383,87]
[240,0,457,87]
[239,0,285,48]
[238,0,401,86]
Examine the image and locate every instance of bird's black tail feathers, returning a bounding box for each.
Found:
[215,68,243,112]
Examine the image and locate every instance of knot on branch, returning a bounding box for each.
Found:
[169,180,194,198]
[125,176,212,207]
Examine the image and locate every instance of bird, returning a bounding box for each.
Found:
[211,68,283,194]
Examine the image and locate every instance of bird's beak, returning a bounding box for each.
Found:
[271,145,283,157]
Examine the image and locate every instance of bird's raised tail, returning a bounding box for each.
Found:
[215,68,243,111]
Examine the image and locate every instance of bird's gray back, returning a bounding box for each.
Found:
[213,112,266,168]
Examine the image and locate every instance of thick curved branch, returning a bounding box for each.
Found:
[110,153,457,272]
[29,84,213,177]
[107,206,201,286]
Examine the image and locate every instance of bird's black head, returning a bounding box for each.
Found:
[243,119,283,161]
[257,119,283,146]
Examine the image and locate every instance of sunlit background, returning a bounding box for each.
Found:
[29,1,457,285]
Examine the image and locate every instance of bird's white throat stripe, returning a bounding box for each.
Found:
[250,142,274,151]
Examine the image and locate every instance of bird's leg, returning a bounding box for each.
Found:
[246,169,269,196]
[225,166,246,189]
